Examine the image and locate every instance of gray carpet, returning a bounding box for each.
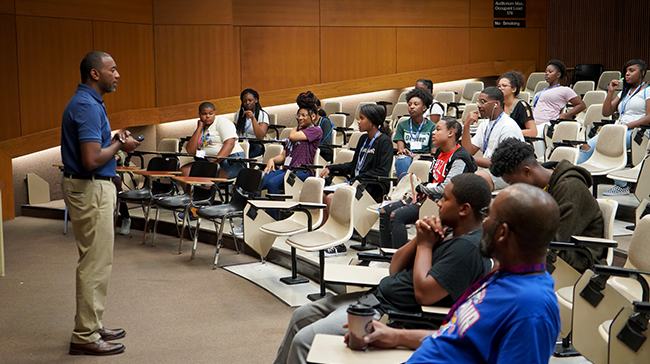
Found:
[0,217,293,363]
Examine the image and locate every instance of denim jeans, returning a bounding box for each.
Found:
[394,155,413,181]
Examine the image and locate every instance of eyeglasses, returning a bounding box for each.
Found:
[295,113,309,120]
[477,99,497,106]
[497,84,512,89]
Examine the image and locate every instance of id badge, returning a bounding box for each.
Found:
[196,150,206,158]
[410,141,422,150]
[284,156,292,166]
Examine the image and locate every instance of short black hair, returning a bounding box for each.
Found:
[198,102,215,112]
[489,138,537,177]
[416,79,433,92]
[481,86,504,107]
[548,59,567,79]
[80,51,111,83]
[450,173,491,220]
[406,87,433,108]
[440,116,462,143]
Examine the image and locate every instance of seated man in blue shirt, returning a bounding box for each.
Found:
[344,183,561,364]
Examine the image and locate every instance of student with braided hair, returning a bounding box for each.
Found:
[262,91,322,195]
[234,88,269,158]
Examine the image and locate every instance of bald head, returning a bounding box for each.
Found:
[494,183,559,258]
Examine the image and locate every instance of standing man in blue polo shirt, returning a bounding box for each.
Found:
[61,51,140,356]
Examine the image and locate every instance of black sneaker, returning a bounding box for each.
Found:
[324,244,347,257]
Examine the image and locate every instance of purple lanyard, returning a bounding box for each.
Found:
[443,263,546,325]
[533,84,560,107]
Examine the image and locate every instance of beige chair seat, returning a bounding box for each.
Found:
[260,219,308,235]
[606,164,641,183]
[557,286,573,306]
[599,319,612,342]
[608,276,643,302]
[287,231,342,252]
[580,160,624,175]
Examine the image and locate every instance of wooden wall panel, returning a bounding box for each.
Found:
[153,0,231,25]
[0,14,21,142]
[321,0,469,27]
[396,28,470,73]
[321,27,396,83]
[93,22,156,119]
[548,0,650,72]
[0,0,14,14]
[240,27,320,92]
[154,25,240,107]
[15,0,151,24]
[469,28,541,69]
[16,16,93,136]
[470,0,546,28]
[233,0,318,26]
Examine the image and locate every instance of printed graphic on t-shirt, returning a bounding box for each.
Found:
[201,131,212,147]
[403,133,430,151]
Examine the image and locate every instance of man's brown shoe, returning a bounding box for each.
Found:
[99,327,126,341]
[69,338,125,356]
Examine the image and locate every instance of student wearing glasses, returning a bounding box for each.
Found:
[262,91,323,195]
[462,87,525,191]
[497,71,537,137]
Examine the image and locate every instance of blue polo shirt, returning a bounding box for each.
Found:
[61,84,116,177]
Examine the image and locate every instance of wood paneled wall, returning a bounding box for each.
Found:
[547,0,650,72]
[1,0,547,219]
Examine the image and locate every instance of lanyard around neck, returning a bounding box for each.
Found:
[355,131,381,176]
[409,118,426,152]
[482,112,504,154]
[621,82,646,115]
[533,83,560,107]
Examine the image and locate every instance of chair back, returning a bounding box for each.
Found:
[189,159,220,202]
[581,104,607,132]
[234,168,264,195]
[321,185,355,241]
[548,146,579,164]
[346,131,367,150]
[526,72,545,93]
[597,71,621,91]
[147,157,179,195]
[596,198,618,265]
[268,113,277,125]
[279,128,292,140]
[573,80,595,97]
[631,128,650,166]
[572,64,603,84]
[354,102,376,123]
[298,177,325,229]
[419,198,439,219]
[533,81,549,95]
[390,102,409,122]
[262,144,284,164]
[593,124,627,158]
[334,149,355,164]
[157,138,179,153]
[627,215,650,271]
[460,81,484,103]
[582,90,606,109]
[397,91,408,103]
[408,159,432,182]
[517,91,530,103]
[552,122,580,144]
[330,114,346,128]
[635,157,650,203]
[434,91,455,104]
[460,104,478,123]
[323,101,342,116]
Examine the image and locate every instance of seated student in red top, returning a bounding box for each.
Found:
[380,117,477,249]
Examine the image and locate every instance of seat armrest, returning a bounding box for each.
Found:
[633,301,650,314]
[593,120,615,128]
[447,102,465,107]
[264,194,293,201]
[557,139,588,146]
[357,252,392,263]
[376,101,392,106]
[334,126,353,131]
[570,235,618,249]
[297,202,327,209]
[333,112,350,116]
[593,265,650,279]
[301,164,325,170]
[524,136,545,142]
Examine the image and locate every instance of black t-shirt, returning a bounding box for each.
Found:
[372,229,491,314]
[510,99,534,130]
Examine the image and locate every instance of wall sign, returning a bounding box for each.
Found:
[494,20,526,28]
[494,1,526,18]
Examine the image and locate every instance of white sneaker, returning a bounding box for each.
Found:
[602,185,630,196]
[119,217,131,235]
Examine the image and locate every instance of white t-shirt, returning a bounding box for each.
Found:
[234,109,270,138]
[424,102,444,120]
[617,86,649,125]
[471,113,525,159]
[532,86,578,125]
[199,116,244,157]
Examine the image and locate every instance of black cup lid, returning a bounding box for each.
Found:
[347,303,374,316]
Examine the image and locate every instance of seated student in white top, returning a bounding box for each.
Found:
[182,102,245,180]
[462,87,525,190]
[532,60,586,136]
[233,88,269,158]
[579,59,650,196]
[416,79,444,123]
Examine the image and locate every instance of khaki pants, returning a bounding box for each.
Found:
[62,177,116,344]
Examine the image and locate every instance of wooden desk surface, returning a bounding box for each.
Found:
[324,264,389,287]
[171,176,226,185]
[116,166,142,172]
[307,334,414,364]
[133,170,182,177]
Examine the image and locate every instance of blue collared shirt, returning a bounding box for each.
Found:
[61,84,116,177]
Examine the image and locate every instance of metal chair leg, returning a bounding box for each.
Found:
[141,201,152,244]
[178,206,190,254]
[213,219,226,269]
[228,216,241,254]
[151,208,160,246]
[191,217,201,260]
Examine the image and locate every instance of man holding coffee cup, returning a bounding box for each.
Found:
[343,184,561,364]
[274,174,493,364]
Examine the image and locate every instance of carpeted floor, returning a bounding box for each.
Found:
[0,217,294,363]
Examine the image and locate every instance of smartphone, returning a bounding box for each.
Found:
[136,135,145,142]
